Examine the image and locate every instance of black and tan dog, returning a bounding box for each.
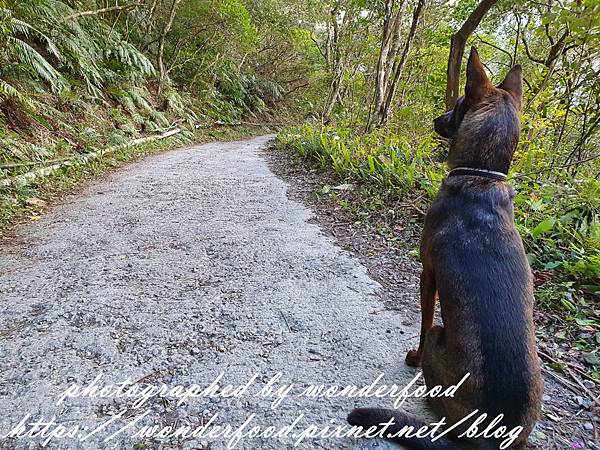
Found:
[348,48,542,449]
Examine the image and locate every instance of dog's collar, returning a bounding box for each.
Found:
[448,167,507,182]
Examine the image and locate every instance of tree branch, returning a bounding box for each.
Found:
[60,2,141,23]
[477,37,514,67]
[521,36,545,64]
[445,0,500,110]
[309,33,328,61]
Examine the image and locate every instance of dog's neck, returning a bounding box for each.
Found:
[448,166,507,182]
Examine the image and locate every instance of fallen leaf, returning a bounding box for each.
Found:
[25,197,47,207]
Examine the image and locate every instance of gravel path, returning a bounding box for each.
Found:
[0,136,422,450]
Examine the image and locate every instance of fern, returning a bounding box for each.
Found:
[0,6,67,95]
[162,87,186,115]
[6,36,67,93]
[0,80,34,108]
[6,0,155,97]
[106,42,156,78]
[9,16,63,62]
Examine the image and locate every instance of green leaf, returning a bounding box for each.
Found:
[583,353,600,366]
[575,318,598,328]
[532,218,556,239]
[560,298,576,311]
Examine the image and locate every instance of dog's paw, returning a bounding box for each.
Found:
[405,349,422,367]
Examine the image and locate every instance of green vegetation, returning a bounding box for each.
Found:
[0,0,316,230]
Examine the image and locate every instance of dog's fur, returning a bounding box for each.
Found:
[347,48,542,450]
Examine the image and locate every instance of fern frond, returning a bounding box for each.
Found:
[106,41,156,77]
[0,79,35,109]
[7,36,68,93]
[9,17,64,62]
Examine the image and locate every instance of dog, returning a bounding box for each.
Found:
[347,47,542,450]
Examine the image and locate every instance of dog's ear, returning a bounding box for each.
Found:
[465,47,492,105]
[498,65,523,110]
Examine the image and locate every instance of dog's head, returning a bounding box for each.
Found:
[434,47,523,174]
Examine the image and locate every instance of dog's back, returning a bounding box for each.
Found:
[425,175,542,437]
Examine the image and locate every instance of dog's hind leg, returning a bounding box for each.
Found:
[422,325,487,439]
[347,326,469,449]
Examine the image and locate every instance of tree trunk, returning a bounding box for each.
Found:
[378,0,426,127]
[322,6,346,122]
[444,0,499,110]
[322,65,345,121]
[369,0,406,130]
[157,0,181,97]
[147,0,160,31]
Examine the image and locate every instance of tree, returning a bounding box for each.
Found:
[370,0,408,129]
[445,0,499,110]
[156,0,181,97]
[321,2,356,122]
[375,0,426,128]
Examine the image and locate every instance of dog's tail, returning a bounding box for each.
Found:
[347,408,499,450]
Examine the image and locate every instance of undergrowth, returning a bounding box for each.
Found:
[277,122,600,379]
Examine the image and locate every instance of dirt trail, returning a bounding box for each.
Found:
[0,136,422,449]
